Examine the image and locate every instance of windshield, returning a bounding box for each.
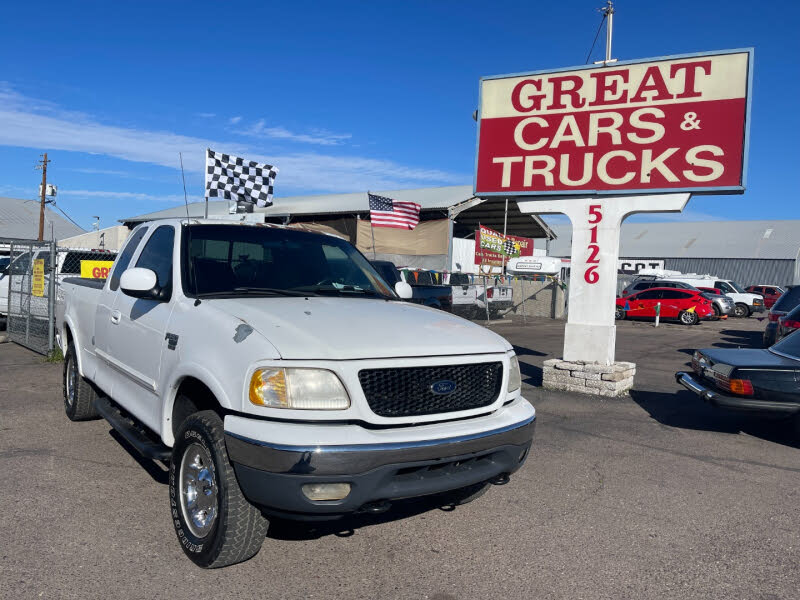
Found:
[184,224,395,299]
[0,257,9,275]
[770,327,800,358]
[718,280,746,293]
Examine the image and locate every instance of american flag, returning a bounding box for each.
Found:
[368,193,421,230]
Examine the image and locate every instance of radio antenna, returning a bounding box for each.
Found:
[179,152,190,219]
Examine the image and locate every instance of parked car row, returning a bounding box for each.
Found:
[763,285,800,346]
[616,287,715,325]
[626,270,764,317]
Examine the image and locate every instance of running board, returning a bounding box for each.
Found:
[94,397,172,461]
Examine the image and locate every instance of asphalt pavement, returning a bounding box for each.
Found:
[1,316,798,600]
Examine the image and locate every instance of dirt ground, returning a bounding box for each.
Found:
[1,316,798,600]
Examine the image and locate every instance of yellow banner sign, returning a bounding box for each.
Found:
[80,260,115,280]
[32,259,45,297]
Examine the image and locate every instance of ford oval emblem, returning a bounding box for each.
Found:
[430,380,457,395]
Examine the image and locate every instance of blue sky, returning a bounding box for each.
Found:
[0,0,797,231]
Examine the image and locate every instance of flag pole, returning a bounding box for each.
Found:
[502,198,508,275]
[367,191,377,259]
[204,148,209,219]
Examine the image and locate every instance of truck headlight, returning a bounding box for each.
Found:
[508,355,521,393]
[249,368,350,410]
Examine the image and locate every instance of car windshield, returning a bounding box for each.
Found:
[769,327,800,358]
[0,257,9,274]
[772,286,800,312]
[728,281,746,293]
[184,224,395,299]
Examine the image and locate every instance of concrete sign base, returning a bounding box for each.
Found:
[517,193,690,365]
[543,359,636,397]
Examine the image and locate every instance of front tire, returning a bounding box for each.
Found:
[679,310,699,325]
[615,306,626,320]
[733,303,750,318]
[63,344,99,421]
[169,410,267,568]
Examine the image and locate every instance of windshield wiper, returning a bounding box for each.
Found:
[196,287,318,298]
[292,285,391,299]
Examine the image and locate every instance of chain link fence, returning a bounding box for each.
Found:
[1,239,117,355]
[2,240,57,354]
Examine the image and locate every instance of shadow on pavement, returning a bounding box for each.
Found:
[512,344,547,358]
[513,344,546,386]
[108,429,170,485]
[713,328,764,349]
[519,362,543,387]
[630,389,799,449]
[265,486,498,541]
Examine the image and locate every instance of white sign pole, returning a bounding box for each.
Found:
[517,193,689,365]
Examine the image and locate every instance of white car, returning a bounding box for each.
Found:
[57,218,536,568]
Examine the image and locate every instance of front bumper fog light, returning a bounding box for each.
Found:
[301,482,352,501]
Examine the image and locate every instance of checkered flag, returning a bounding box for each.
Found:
[503,239,516,256]
[205,149,278,208]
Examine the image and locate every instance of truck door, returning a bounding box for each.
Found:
[93,226,149,392]
[107,225,175,431]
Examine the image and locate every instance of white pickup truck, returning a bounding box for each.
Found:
[447,273,514,319]
[56,218,536,568]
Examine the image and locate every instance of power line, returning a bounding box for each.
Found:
[584,12,607,64]
[50,201,85,231]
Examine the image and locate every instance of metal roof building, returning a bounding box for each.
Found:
[542,220,800,286]
[121,185,555,240]
[0,196,84,248]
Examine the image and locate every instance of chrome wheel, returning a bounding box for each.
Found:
[65,353,77,407]
[179,443,218,538]
[680,311,698,325]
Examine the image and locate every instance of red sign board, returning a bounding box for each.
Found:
[474,225,534,267]
[475,49,752,196]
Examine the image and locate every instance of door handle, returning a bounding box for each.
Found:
[110,310,121,324]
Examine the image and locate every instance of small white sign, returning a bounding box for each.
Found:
[618,259,665,273]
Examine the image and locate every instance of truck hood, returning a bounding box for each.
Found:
[207,297,512,360]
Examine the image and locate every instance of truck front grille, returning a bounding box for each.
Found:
[358,362,503,418]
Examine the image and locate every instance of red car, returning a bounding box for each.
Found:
[615,287,714,325]
[698,286,722,295]
[746,285,784,308]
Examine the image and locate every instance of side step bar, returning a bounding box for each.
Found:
[94,397,172,461]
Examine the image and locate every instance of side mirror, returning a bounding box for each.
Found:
[120,268,160,300]
[394,281,413,299]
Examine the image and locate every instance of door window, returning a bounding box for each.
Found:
[636,290,663,300]
[660,290,689,299]
[135,226,175,299]
[109,227,149,291]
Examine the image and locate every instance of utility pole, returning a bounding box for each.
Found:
[35,153,50,241]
